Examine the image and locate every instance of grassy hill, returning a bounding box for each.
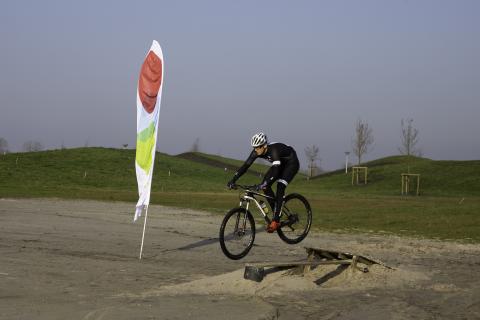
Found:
[176,152,266,177]
[0,147,251,195]
[181,152,308,178]
[296,155,480,197]
[1,148,479,242]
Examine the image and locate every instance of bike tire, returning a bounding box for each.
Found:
[277,193,312,244]
[219,207,256,260]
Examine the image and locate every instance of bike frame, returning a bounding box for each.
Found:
[241,194,270,223]
[236,185,278,225]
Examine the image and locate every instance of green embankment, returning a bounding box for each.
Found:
[0,148,479,242]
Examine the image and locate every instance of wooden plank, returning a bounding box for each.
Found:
[318,251,338,260]
[338,253,350,260]
[304,247,393,269]
[307,247,348,260]
[246,259,353,269]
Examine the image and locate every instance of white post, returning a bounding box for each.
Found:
[139,206,149,259]
[344,152,350,174]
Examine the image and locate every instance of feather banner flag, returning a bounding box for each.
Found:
[134,40,164,222]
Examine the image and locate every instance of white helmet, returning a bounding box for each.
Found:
[251,132,268,148]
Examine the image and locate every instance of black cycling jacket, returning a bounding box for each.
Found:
[233,143,298,184]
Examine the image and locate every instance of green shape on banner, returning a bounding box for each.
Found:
[136,122,156,172]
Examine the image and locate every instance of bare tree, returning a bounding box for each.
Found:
[352,118,374,165]
[398,118,421,156]
[0,137,8,154]
[23,140,44,152]
[305,145,320,178]
[190,138,200,152]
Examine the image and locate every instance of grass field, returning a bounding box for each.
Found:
[1,147,479,242]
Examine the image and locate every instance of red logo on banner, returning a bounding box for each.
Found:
[138,51,162,113]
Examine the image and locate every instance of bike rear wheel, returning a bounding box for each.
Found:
[219,207,256,260]
[277,193,312,244]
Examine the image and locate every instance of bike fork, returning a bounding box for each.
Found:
[234,202,250,233]
[242,202,250,230]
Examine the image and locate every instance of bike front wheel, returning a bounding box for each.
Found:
[219,207,256,260]
[277,193,312,244]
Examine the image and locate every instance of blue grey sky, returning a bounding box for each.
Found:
[1,0,479,170]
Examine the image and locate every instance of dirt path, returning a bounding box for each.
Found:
[0,198,479,319]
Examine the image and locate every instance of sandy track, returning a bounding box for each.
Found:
[0,198,479,319]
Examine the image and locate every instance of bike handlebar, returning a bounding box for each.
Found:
[228,184,275,200]
[230,184,256,191]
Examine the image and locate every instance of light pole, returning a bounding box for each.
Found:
[344,152,350,174]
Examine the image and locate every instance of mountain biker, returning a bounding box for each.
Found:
[227,132,300,233]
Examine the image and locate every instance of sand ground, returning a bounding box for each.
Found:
[0,198,479,319]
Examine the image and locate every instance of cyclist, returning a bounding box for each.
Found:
[227,132,300,233]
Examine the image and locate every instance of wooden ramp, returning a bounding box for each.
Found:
[244,247,392,282]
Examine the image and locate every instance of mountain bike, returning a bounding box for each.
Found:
[219,184,312,260]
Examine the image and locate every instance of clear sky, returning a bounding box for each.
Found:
[1,0,479,170]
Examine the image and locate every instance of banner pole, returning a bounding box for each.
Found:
[139,205,149,259]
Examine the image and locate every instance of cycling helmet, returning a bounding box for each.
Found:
[251,132,268,148]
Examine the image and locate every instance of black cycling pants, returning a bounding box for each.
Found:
[264,160,299,220]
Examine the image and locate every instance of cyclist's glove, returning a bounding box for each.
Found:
[255,181,268,191]
[227,179,236,190]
